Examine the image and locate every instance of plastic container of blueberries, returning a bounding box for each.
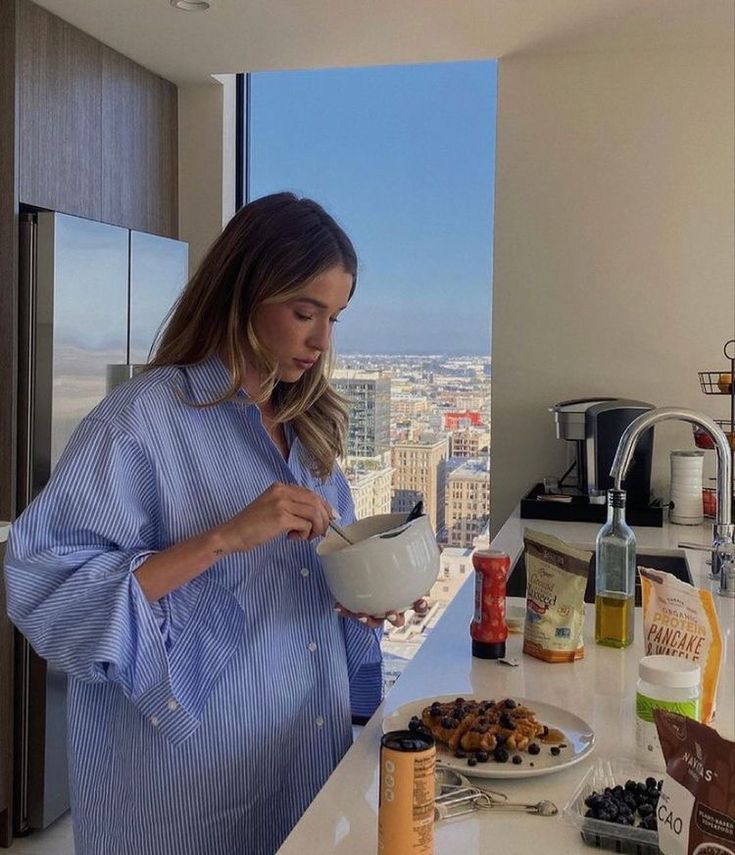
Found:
[563,757,662,855]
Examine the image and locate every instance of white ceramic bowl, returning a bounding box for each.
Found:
[317,512,440,617]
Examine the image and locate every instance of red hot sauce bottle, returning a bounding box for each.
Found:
[470,550,510,659]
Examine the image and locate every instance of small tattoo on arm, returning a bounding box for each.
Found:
[213,548,225,557]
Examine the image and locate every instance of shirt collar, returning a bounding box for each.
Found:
[179,356,250,406]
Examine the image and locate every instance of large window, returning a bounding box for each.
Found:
[244,61,497,691]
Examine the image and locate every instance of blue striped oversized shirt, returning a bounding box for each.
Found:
[4,356,382,855]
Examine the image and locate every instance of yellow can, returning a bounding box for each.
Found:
[378,730,436,854]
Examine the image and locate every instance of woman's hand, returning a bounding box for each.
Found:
[334,598,430,629]
[214,483,333,555]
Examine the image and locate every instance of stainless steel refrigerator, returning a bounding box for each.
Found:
[15,210,187,833]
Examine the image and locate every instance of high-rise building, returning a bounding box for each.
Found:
[430,546,475,604]
[449,427,491,458]
[343,459,393,519]
[443,411,483,430]
[392,395,429,418]
[332,370,391,457]
[445,457,490,547]
[391,435,449,536]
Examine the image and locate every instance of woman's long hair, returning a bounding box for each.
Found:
[149,192,357,480]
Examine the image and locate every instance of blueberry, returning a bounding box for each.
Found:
[504,698,517,709]
[496,733,507,745]
[500,715,516,730]
[597,811,610,822]
[638,803,653,818]
[625,780,637,792]
[528,742,540,755]
[494,746,510,763]
[550,746,561,756]
[454,750,466,759]
[476,751,489,763]
[645,777,657,790]
[408,720,419,732]
[467,756,478,767]
[612,785,624,798]
[512,755,523,765]
[585,808,596,818]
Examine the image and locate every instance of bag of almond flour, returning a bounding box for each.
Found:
[655,709,735,855]
[640,568,723,724]
[522,529,590,663]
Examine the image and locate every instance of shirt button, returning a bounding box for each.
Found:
[315,715,325,727]
[167,699,179,712]
[150,715,160,727]
[307,641,318,652]
[301,567,310,577]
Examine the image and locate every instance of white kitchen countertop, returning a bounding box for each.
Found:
[279,507,735,854]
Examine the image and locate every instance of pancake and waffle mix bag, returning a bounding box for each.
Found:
[640,568,723,724]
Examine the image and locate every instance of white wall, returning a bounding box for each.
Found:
[491,46,735,532]
[178,75,236,271]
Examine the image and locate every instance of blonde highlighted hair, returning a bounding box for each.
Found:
[149,192,357,479]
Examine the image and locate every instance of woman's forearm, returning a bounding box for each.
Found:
[134,526,234,602]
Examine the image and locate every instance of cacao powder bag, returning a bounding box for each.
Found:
[655,709,735,855]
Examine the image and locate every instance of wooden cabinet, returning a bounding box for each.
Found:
[101,48,178,238]
[18,1,103,222]
[17,0,178,237]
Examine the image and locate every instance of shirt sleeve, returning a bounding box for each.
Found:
[331,464,383,718]
[3,417,247,746]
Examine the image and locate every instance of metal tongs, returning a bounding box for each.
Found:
[434,765,558,821]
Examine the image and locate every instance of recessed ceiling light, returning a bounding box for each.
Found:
[170,0,210,10]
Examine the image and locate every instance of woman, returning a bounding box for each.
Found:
[4,193,426,854]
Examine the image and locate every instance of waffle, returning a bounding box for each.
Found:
[420,698,481,750]
[421,698,546,754]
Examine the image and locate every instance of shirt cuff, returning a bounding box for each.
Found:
[135,681,201,745]
[126,569,248,746]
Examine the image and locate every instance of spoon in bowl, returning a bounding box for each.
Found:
[327,519,354,546]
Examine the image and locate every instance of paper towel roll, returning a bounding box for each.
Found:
[669,450,704,525]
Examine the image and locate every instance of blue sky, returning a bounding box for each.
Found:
[249,60,497,356]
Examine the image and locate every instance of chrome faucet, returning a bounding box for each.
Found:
[610,407,735,596]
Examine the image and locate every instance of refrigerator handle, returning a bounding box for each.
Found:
[16,214,37,511]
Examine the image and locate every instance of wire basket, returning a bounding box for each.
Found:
[693,421,735,450]
[698,371,733,395]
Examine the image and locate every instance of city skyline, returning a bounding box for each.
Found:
[248,60,497,356]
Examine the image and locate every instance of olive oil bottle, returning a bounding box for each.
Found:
[595,489,636,648]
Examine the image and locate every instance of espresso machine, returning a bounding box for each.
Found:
[550,398,655,505]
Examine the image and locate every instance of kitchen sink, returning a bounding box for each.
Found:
[506,545,692,607]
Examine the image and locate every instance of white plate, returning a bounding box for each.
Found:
[382,694,596,779]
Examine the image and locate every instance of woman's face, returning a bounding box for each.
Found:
[252,265,353,384]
